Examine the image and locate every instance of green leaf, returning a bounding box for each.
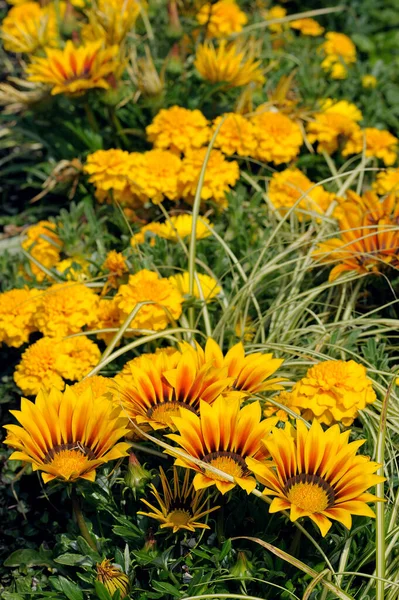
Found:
[151,580,181,597]
[94,581,113,600]
[218,538,232,561]
[4,548,53,568]
[58,576,84,600]
[2,594,25,600]
[76,536,101,561]
[55,553,92,567]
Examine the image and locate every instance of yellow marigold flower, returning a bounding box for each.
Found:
[82,0,142,45]
[307,99,363,154]
[138,467,219,532]
[84,149,131,192]
[71,375,114,398]
[0,288,39,348]
[196,0,247,38]
[115,269,183,331]
[362,74,377,89]
[88,298,121,344]
[56,336,100,381]
[1,2,58,54]
[22,220,62,282]
[56,257,90,281]
[250,110,303,165]
[146,106,210,155]
[179,148,240,209]
[268,168,335,220]
[373,168,399,196]
[34,282,99,338]
[291,18,324,36]
[14,337,66,396]
[195,40,265,88]
[247,419,384,536]
[128,150,182,204]
[343,128,398,166]
[320,32,357,80]
[96,559,130,599]
[168,396,278,494]
[102,250,127,290]
[4,386,130,483]
[27,40,120,96]
[263,390,292,422]
[213,113,257,156]
[169,272,221,302]
[263,6,287,33]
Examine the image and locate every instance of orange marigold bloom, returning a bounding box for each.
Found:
[146,106,211,155]
[251,110,303,165]
[27,40,120,96]
[196,0,248,38]
[320,32,356,79]
[0,288,39,348]
[103,251,128,288]
[343,128,398,166]
[307,99,362,154]
[213,113,257,156]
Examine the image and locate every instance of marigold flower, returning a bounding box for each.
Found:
[0,288,39,348]
[96,559,130,599]
[195,40,265,88]
[146,106,211,155]
[169,272,221,302]
[250,110,303,165]
[22,220,62,282]
[88,298,121,344]
[34,282,99,337]
[247,419,384,536]
[307,99,363,154]
[196,0,247,38]
[343,128,398,166]
[102,250,128,288]
[373,168,399,196]
[4,386,130,483]
[71,375,114,398]
[1,2,59,54]
[14,337,66,396]
[263,6,287,33]
[291,18,324,36]
[268,168,335,220]
[320,32,357,79]
[82,0,142,45]
[362,74,377,89]
[128,149,183,204]
[213,113,257,156]
[55,336,101,381]
[138,467,220,532]
[56,257,90,281]
[168,396,278,494]
[85,149,131,193]
[27,40,120,96]
[179,148,239,209]
[115,269,183,331]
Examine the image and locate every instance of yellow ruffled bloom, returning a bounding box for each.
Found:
[1,2,59,54]
[307,99,363,154]
[213,113,257,157]
[169,272,221,302]
[21,220,62,282]
[179,148,240,209]
[115,269,183,331]
[362,74,377,89]
[71,375,114,398]
[14,337,66,395]
[320,32,357,79]
[146,106,211,155]
[251,109,303,165]
[195,40,265,88]
[128,150,183,204]
[88,298,121,344]
[291,18,324,36]
[373,168,399,196]
[27,40,120,96]
[84,148,131,193]
[196,0,247,38]
[102,250,128,288]
[96,559,130,599]
[343,128,398,166]
[0,288,39,348]
[55,336,101,381]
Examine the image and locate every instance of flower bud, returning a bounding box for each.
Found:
[230,551,254,579]
[124,452,152,497]
[96,559,130,599]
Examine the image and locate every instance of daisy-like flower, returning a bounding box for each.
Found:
[56,336,101,382]
[263,5,287,33]
[373,168,399,197]
[169,272,221,302]
[128,149,183,204]
[71,375,114,398]
[158,214,212,242]
[146,106,211,155]
[27,40,120,96]
[362,75,377,89]
[213,113,257,157]
[343,128,398,166]
[138,467,220,532]
[1,2,59,54]
[247,419,384,536]
[22,220,62,282]
[195,41,265,88]
[307,99,363,155]
[268,168,335,220]
[115,269,183,331]
[4,386,130,483]
[196,0,248,38]
[82,0,142,45]
[179,148,240,210]
[168,396,278,494]
[320,32,357,79]
[34,282,99,337]
[251,110,303,165]
[291,18,324,36]
[96,559,130,599]
[0,288,39,348]
[14,337,66,396]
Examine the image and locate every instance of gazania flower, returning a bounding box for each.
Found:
[362,75,377,89]
[0,288,39,348]
[343,128,398,166]
[320,32,357,79]
[307,99,363,155]
[158,214,213,242]
[169,272,221,302]
[213,113,257,157]
[4,386,130,483]
[138,467,220,532]
[96,559,130,599]
[196,0,248,38]
[179,148,240,210]
[195,41,265,88]
[268,168,335,220]
[247,420,384,536]
[168,397,278,494]
[22,220,62,282]
[82,0,142,45]
[115,269,183,331]
[56,336,101,382]
[251,110,303,165]
[146,106,211,155]
[27,41,120,96]
[373,168,399,197]
[1,2,58,54]
[291,18,324,36]
[130,222,164,246]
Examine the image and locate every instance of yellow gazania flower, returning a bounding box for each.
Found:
[362,74,377,89]
[116,348,232,430]
[130,214,213,246]
[268,168,335,220]
[27,40,120,96]
[263,6,287,33]
[96,559,129,599]
[247,420,384,537]
[22,220,62,282]
[373,168,399,197]
[213,113,257,157]
[1,2,59,54]
[169,272,221,302]
[250,109,303,165]
[320,32,357,80]
[307,99,363,155]
[168,396,278,494]
[138,467,220,532]
[196,0,248,38]
[195,40,265,88]
[4,386,130,483]
[291,18,324,37]
[343,128,398,167]
[82,0,142,45]
[146,106,211,155]
[0,287,39,348]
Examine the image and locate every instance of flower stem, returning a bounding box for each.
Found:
[72,492,98,552]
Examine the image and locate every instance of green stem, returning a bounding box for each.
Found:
[72,493,98,552]
[84,102,99,133]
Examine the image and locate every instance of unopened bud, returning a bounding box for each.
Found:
[230,551,254,579]
[124,453,152,497]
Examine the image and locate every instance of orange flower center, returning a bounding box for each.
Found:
[43,443,96,480]
[147,402,196,427]
[284,474,335,513]
[203,451,246,482]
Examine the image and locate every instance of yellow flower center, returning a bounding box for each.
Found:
[148,402,196,427]
[167,509,192,527]
[47,449,91,480]
[203,451,245,482]
[284,474,335,513]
